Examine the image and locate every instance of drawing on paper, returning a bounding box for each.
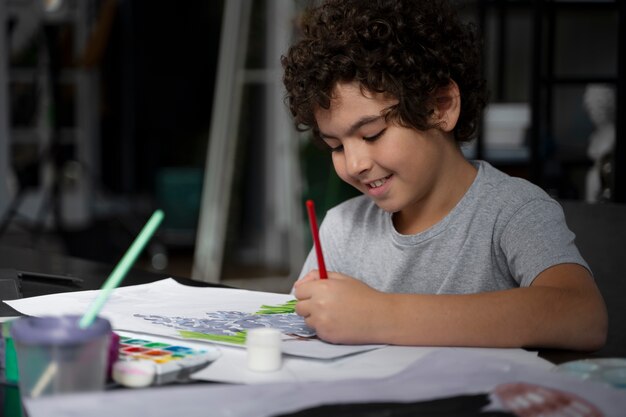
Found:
[134,300,316,345]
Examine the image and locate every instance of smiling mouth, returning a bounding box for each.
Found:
[367,175,392,189]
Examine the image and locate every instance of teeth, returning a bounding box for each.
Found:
[368,177,388,188]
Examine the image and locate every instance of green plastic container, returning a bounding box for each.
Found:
[2,320,19,383]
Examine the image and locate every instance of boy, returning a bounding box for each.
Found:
[281,0,607,350]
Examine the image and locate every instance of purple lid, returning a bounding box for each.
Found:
[10,315,111,346]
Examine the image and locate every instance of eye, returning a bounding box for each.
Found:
[322,138,343,153]
[363,129,386,142]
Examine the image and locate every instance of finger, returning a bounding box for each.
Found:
[326,271,351,281]
[295,299,310,318]
[293,279,314,300]
[293,270,320,288]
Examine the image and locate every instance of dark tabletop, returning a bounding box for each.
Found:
[0,245,221,317]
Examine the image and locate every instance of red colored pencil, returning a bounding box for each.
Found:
[305,200,328,279]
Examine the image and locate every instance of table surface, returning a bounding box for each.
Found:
[1,244,622,366]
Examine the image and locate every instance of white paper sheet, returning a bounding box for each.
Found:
[4,278,381,359]
[23,349,626,417]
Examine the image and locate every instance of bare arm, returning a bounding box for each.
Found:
[294,263,607,351]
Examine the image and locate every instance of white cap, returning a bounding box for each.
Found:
[246,328,282,372]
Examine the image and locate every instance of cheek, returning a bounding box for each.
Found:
[331,154,351,183]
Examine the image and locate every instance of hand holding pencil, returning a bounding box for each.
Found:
[297,200,390,344]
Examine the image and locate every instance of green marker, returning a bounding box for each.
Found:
[79,209,165,328]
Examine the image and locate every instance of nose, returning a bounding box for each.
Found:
[344,141,372,178]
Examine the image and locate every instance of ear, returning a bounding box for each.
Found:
[432,80,461,132]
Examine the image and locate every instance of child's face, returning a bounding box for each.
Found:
[314,82,456,216]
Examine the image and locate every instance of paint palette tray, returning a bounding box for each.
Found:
[117,335,221,385]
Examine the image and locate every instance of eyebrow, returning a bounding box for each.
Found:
[319,115,384,140]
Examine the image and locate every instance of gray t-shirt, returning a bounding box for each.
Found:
[298,161,589,294]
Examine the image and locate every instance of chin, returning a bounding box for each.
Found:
[370,199,402,214]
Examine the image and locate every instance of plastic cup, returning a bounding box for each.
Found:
[10,315,112,398]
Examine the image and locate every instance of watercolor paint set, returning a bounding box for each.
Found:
[116,334,221,385]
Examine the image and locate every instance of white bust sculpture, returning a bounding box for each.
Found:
[583,84,615,203]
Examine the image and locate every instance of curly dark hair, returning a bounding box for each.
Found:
[281,0,487,145]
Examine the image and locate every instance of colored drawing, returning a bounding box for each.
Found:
[256,299,297,314]
[134,300,315,346]
[178,330,247,345]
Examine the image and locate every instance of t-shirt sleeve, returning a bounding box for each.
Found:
[500,198,590,287]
